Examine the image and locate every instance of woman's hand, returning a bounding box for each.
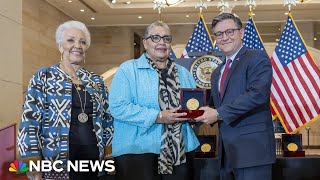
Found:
[156,106,188,124]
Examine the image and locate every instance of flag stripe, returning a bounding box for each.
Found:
[270,86,295,132]
[271,55,304,126]
[301,53,320,92]
[271,56,303,128]
[293,57,320,117]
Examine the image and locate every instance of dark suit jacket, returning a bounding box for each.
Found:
[211,46,276,168]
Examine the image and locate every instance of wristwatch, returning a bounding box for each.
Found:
[216,111,223,121]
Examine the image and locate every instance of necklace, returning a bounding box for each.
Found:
[74,83,82,91]
[59,63,81,89]
[74,83,88,123]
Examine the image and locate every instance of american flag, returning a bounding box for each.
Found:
[169,48,177,59]
[180,15,214,58]
[213,42,221,52]
[243,15,265,51]
[243,15,277,120]
[270,13,320,134]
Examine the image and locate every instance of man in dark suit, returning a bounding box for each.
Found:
[195,13,276,180]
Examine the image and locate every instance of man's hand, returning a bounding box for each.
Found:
[194,107,218,125]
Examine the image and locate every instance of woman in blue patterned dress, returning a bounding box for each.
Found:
[17,21,113,180]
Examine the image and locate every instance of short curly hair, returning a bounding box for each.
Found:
[55,20,91,48]
[144,21,171,39]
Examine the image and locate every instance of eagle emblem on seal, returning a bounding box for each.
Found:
[190,55,222,89]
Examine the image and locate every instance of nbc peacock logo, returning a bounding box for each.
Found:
[9,160,29,173]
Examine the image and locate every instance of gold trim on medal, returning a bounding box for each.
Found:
[186,98,199,110]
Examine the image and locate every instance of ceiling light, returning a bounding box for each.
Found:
[279,28,281,31]
[126,1,131,4]
[165,0,184,6]
[186,15,190,18]
[138,16,142,19]
[91,17,95,20]
[111,0,116,3]
[206,0,212,2]
[80,9,85,12]
[285,12,288,15]
[68,0,72,2]
[314,38,317,41]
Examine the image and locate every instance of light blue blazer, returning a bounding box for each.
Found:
[109,54,200,157]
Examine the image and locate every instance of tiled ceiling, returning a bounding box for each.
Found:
[46,0,320,26]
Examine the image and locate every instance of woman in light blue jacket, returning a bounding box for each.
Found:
[109,21,199,180]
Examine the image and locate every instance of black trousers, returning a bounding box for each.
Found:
[69,144,100,180]
[115,152,194,180]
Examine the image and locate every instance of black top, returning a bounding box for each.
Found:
[69,84,98,145]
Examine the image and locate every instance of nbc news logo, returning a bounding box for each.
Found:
[9,160,29,173]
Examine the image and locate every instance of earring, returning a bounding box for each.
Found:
[60,52,63,62]
[84,59,86,64]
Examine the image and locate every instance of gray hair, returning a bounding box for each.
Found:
[144,21,171,38]
[55,20,91,48]
[211,13,242,31]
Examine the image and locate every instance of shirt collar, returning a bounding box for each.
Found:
[226,45,243,61]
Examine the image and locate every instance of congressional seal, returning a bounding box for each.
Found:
[190,55,222,89]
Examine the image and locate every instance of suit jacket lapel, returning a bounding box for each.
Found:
[212,58,225,105]
[220,46,247,100]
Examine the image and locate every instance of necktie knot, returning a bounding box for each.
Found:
[226,58,232,67]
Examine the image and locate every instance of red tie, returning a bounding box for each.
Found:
[220,59,232,97]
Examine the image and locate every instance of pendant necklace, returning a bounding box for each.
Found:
[74,83,88,123]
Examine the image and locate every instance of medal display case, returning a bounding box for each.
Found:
[282,134,305,157]
[195,135,216,158]
[177,88,206,118]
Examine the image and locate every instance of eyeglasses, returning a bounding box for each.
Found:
[213,28,241,39]
[145,35,173,43]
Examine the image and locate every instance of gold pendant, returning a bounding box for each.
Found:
[76,86,81,91]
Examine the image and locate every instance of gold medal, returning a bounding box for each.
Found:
[186,98,199,110]
[201,143,211,153]
[287,143,298,152]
